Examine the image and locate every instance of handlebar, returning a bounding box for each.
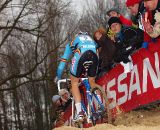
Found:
[57,79,71,92]
[57,78,88,91]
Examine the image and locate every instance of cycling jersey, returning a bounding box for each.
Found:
[57,34,98,79]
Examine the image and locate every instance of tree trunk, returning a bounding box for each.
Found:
[0,114,3,130]
[32,84,43,130]
[13,89,23,130]
[43,81,50,130]
[1,92,9,130]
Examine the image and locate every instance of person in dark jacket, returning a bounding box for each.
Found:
[108,17,144,73]
[106,8,135,41]
[93,28,116,76]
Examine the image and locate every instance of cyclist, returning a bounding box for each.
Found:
[55,32,99,122]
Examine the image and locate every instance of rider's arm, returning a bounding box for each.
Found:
[57,43,72,79]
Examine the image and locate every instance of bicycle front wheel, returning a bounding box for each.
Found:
[91,85,110,124]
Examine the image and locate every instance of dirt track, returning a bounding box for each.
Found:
[54,104,160,130]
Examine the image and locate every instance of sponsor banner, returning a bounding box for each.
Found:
[97,48,160,112]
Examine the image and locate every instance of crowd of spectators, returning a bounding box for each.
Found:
[95,0,160,75]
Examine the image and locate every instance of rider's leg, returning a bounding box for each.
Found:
[70,75,82,114]
[88,76,99,88]
[88,76,102,103]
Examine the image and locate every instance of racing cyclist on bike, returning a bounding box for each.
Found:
[56,32,99,122]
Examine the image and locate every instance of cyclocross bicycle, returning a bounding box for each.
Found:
[57,61,112,128]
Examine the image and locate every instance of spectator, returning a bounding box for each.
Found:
[52,95,65,115]
[126,0,152,48]
[53,110,65,128]
[93,28,116,77]
[143,0,160,39]
[52,95,65,128]
[108,17,144,50]
[58,89,72,109]
[106,8,136,42]
[108,17,144,73]
[52,92,72,128]
[52,95,61,107]
[126,0,145,30]
[106,8,134,27]
[142,0,160,50]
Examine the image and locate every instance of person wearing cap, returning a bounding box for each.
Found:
[108,17,143,50]
[108,17,143,73]
[126,0,145,30]
[52,94,69,112]
[106,8,133,27]
[106,8,136,42]
[52,95,61,106]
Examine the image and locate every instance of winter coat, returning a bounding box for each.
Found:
[96,34,116,71]
[114,26,144,63]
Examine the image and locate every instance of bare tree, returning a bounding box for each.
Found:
[77,0,126,34]
[0,0,79,129]
[0,0,127,129]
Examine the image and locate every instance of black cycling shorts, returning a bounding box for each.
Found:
[70,50,98,78]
